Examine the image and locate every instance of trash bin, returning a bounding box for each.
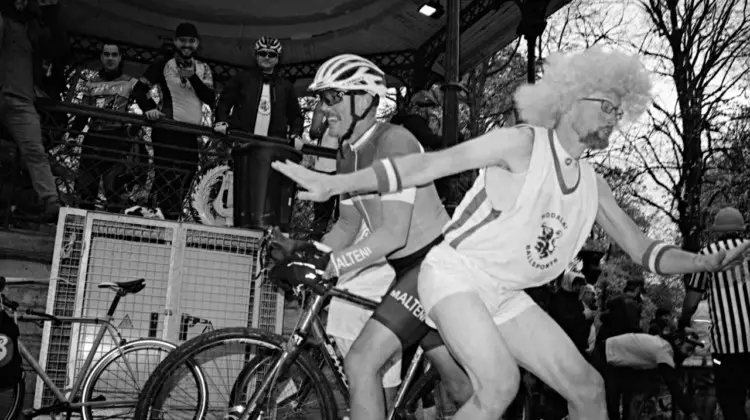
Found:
[231,141,303,231]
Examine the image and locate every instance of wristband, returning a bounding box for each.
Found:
[641,241,680,275]
[371,158,402,193]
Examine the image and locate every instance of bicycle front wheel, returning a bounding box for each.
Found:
[80,339,199,420]
[134,327,337,420]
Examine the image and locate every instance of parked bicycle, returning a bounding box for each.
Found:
[133,227,530,420]
[0,276,204,420]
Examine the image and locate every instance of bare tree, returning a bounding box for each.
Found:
[621,0,750,251]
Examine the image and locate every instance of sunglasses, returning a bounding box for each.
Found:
[582,98,624,120]
[317,90,346,107]
[256,51,279,59]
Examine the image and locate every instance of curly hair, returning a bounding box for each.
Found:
[514,47,654,129]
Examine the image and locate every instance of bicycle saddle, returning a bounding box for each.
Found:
[97,278,146,294]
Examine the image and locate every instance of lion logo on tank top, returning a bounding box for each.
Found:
[526,212,568,270]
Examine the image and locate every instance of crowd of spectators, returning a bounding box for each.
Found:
[1,9,307,221]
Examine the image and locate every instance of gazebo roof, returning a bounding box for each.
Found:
[60,0,570,88]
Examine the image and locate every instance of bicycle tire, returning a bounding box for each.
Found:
[80,339,199,420]
[228,352,333,418]
[1,373,25,420]
[400,368,532,420]
[133,327,337,420]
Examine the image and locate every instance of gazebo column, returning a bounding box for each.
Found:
[441,0,461,148]
[516,0,551,84]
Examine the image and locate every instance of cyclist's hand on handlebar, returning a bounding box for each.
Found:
[268,227,318,262]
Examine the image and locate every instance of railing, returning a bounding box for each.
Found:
[0,100,337,231]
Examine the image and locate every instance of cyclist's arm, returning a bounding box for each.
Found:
[657,364,695,417]
[326,126,533,196]
[596,176,709,275]
[321,200,361,251]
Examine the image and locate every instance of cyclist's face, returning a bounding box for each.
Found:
[256,50,279,72]
[319,91,372,139]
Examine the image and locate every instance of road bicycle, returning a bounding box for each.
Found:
[0,276,204,420]
[133,227,531,420]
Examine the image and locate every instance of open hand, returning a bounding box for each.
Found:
[272,160,335,202]
[695,239,750,272]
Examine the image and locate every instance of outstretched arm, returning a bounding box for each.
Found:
[595,176,749,274]
[326,126,531,197]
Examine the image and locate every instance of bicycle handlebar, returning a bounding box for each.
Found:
[1,294,63,325]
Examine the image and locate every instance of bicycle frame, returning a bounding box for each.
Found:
[239,285,430,420]
[16,313,136,412]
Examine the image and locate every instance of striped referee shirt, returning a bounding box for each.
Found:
[687,237,750,354]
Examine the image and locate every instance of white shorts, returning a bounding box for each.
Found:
[417,243,536,328]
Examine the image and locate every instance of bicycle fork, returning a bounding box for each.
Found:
[236,294,327,420]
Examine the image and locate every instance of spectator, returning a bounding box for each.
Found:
[591,329,704,420]
[390,86,444,151]
[214,36,303,146]
[648,307,673,336]
[306,101,338,239]
[70,44,138,212]
[548,270,591,355]
[679,206,750,420]
[0,0,61,221]
[132,22,215,219]
[597,278,644,344]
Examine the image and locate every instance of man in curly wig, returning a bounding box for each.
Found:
[272,47,750,420]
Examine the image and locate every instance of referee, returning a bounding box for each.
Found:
[679,207,750,420]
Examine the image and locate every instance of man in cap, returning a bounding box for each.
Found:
[680,206,750,420]
[132,22,215,219]
[214,36,303,146]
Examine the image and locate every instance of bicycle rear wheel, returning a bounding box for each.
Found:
[81,339,197,420]
[134,327,337,420]
[0,373,25,420]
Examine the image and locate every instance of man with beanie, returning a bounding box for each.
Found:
[132,22,215,219]
[0,0,61,221]
[213,36,303,146]
[680,206,750,420]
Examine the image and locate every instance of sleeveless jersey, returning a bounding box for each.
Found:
[338,123,450,260]
[442,126,599,290]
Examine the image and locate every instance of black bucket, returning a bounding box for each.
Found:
[231,142,303,230]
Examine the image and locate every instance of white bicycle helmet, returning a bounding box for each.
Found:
[309,54,388,98]
[255,37,283,54]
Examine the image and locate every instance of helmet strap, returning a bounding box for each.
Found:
[338,94,377,156]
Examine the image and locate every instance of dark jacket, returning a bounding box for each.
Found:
[597,294,643,343]
[548,290,590,355]
[215,68,303,139]
[0,1,68,96]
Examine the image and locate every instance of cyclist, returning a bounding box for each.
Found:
[272,46,750,420]
[303,54,471,420]
[591,329,705,420]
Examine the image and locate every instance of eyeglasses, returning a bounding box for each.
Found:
[317,90,346,107]
[582,98,624,120]
[256,51,279,59]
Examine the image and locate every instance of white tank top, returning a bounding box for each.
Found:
[442,125,599,290]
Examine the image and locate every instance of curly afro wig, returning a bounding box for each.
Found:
[514,47,654,129]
